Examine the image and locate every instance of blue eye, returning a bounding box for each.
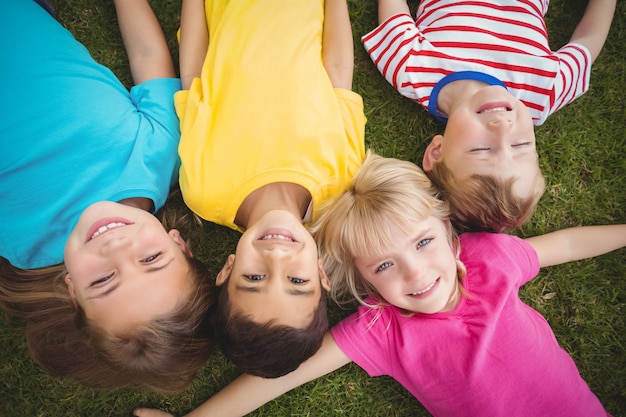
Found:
[376,262,392,273]
[244,275,265,281]
[417,238,432,248]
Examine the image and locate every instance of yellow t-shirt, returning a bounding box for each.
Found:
[176,0,366,232]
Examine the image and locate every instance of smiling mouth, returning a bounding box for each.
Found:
[88,222,129,241]
[259,233,297,242]
[410,278,439,296]
[479,106,510,113]
[477,101,512,114]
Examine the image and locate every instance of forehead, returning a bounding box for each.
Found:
[352,215,447,257]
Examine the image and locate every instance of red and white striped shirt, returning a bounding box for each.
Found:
[362,0,591,125]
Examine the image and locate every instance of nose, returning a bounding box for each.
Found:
[487,117,513,131]
[262,244,294,260]
[99,235,132,255]
[403,257,423,284]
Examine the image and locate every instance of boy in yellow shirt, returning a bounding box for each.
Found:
[176,0,366,377]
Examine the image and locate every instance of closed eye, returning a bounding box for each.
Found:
[512,141,531,147]
[470,147,491,152]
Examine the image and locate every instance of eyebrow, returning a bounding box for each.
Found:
[234,283,315,297]
[87,259,174,299]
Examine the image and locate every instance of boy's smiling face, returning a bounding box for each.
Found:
[423,85,540,200]
[216,210,330,329]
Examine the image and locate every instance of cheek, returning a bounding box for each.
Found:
[367,278,394,298]
[64,251,98,289]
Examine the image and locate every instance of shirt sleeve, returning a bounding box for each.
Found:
[130,77,182,141]
[548,43,592,116]
[361,13,421,96]
[507,235,541,287]
[334,87,366,156]
[331,304,395,378]
[127,77,183,210]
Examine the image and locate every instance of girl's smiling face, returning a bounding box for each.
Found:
[64,202,193,334]
[354,216,460,314]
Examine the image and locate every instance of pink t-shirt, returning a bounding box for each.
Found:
[332,233,608,417]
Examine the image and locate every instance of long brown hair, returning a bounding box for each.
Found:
[0,203,216,392]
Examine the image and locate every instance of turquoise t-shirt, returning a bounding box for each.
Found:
[0,0,181,268]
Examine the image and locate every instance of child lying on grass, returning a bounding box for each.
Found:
[366,0,616,233]
[135,152,624,416]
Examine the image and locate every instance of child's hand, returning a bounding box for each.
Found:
[133,408,175,417]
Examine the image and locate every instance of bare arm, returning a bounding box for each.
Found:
[179,0,209,90]
[568,0,616,62]
[113,0,176,84]
[377,0,411,24]
[133,332,352,417]
[525,224,626,268]
[322,0,354,90]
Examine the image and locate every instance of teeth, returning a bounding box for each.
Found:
[260,234,295,242]
[91,222,126,239]
[480,106,508,114]
[411,280,437,295]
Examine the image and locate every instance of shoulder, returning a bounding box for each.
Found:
[460,232,535,266]
[460,232,539,281]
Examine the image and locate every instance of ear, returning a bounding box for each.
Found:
[169,229,193,257]
[318,259,331,292]
[216,254,235,286]
[64,274,78,309]
[422,134,444,171]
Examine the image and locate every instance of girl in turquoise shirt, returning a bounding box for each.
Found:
[0,0,215,392]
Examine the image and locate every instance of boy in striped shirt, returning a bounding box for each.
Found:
[364,0,615,233]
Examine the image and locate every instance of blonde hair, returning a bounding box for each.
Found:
[0,204,216,392]
[311,151,465,308]
[426,162,546,233]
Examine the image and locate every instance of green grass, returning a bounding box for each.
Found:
[1,0,625,416]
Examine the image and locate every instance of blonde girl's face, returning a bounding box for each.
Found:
[353,216,459,314]
[63,202,193,334]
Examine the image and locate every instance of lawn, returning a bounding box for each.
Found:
[1,0,624,416]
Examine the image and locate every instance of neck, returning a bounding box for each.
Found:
[118,197,153,211]
[235,182,311,229]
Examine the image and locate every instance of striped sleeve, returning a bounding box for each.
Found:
[549,43,591,116]
[362,13,424,100]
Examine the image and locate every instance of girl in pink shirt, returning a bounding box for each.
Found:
[135,152,623,417]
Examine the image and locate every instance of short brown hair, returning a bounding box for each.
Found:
[212,276,328,378]
[426,162,545,233]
